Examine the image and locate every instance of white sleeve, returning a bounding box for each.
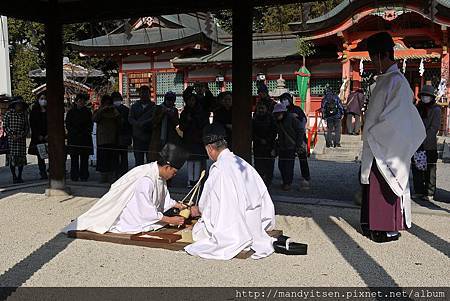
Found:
[163,187,177,211]
[134,178,163,221]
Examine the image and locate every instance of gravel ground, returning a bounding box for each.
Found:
[0,186,448,288]
[1,152,448,204]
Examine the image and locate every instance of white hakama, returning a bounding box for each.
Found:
[185,149,276,260]
[62,162,176,234]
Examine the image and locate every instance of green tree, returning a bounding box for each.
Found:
[297,37,316,66]
[10,45,40,102]
[214,1,343,33]
[8,18,120,101]
[261,4,303,32]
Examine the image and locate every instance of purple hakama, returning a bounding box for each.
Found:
[361,161,405,232]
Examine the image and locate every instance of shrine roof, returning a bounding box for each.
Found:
[172,34,299,65]
[29,58,104,78]
[289,0,450,34]
[69,13,229,54]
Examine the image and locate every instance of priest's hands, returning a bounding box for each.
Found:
[190,206,201,217]
[173,203,187,210]
[161,216,185,225]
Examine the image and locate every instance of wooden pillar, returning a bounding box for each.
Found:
[45,6,67,194]
[342,59,351,99]
[232,1,253,162]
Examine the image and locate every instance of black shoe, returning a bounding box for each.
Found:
[40,174,48,180]
[17,178,24,184]
[361,225,371,237]
[273,235,308,255]
[370,231,401,243]
[335,143,342,147]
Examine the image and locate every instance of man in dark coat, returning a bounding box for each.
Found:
[272,103,305,191]
[66,93,93,181]
[280,92,311,188]
[129,85,155,166]
[252,102,277,187]
[112,92,132,177]
[345,88,366,135]
[179,90,209,188]
[28,92,48,179]
[149,91,181,162]
[213,91,232,149]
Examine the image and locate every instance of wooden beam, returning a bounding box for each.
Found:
[0,0,318,24]
[232,1,253,162]
[45,0,66,193]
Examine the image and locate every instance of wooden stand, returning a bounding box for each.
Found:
[67,228,283,259]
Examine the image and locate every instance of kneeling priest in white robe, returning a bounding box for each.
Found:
[62,143,189,234]
[185,123,276,260]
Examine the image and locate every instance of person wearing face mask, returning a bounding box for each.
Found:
[411,85,441,201]
[3,97,29,183]
[66,93,93,182]
[360,32,426,243]
[279,92,310,189]
[28,92,48,180]
[272,103,304,191]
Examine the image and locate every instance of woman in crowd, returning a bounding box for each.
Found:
[93,94,121,183]
[412,85,441,201]
[111,92,132,177]
[149,91,181,162]
[252,102,277,187]
[272,102,304,191]
[28,92,48,180]
[179,89,209,188]
[213,91,232,149]
[3,97,29,183]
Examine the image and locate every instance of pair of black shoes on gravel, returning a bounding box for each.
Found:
[361,225,401,243]
[273,235,308,255]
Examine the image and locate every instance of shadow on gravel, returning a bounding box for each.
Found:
[0,233,73,298]
[274,203,399,288]
[413,197,450,214]
[409,223,450,258]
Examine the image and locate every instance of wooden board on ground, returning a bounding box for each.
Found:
[67,228,282,259]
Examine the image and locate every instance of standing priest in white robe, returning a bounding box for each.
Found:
[185,123,276,260]
[62,143,189,234]
[360,32,426,243]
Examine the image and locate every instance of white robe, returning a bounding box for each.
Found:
[185,149,276,260]
[360,64,426,228]
[62,162,176,234]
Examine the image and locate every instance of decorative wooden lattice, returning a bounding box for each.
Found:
[423,68,441,89]
[156,72,184,108]
[310,78,342,96]
[122,73,128,98]
[207,82,221,96]
[285,79,299,96]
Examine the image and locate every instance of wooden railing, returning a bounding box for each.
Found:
[307,109,322,156]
